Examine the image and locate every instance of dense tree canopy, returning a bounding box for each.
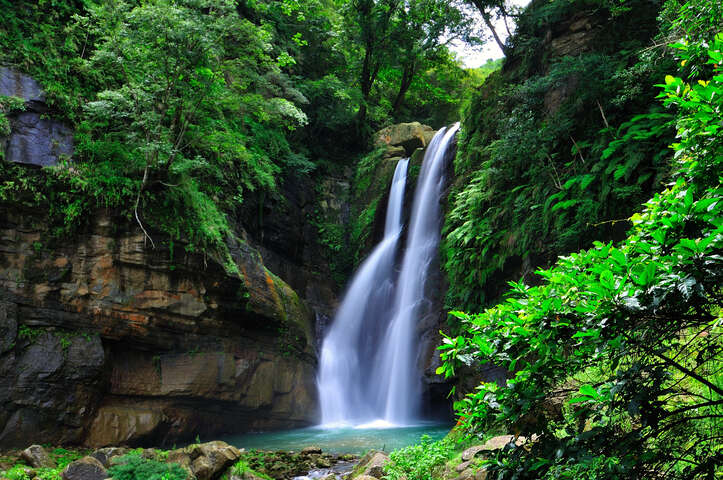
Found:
[0,0,476,259]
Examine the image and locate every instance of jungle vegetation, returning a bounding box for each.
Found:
[0,0,721,478]
[430,0,723,478]
[0,0,479,262]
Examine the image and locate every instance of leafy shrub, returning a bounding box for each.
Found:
[107,455,186,480]
[384,435,454,480]
[0,0,314,264]
[2,465,31,480]
[231,460,273,480]
[0,95,27,138]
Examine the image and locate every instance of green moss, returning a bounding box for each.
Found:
[354,147,388,194]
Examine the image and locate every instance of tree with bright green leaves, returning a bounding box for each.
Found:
[77,0,308,254]
[342,0,401,135]
[342,0,477,137]
[387,0,476,116]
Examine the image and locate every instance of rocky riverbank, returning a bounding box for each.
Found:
[0,432,533,480]
[0,441,360,480]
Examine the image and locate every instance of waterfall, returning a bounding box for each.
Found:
[317,158,409,426]
[317,124,459,427]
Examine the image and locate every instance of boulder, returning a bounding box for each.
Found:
[89,447,128,468]
[351,451,389,479]
[61,456,108,480]
[456,468,475,480]
[301,446,322,455]
[162,449,195,480]
[460,445,485,462]
[385,145,406,158]
[166,449,193,467]
[232,472,267,480]
[483,435,524,450]
[455,460,472,473]
[375,122,435,155]
[460,435,526,461]
[189,441,241,480]
[20,444,55,469]
[191,456,214,480]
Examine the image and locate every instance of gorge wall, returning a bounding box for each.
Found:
[0,208,320,448]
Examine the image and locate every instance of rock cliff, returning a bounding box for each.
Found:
[0,64,453,446]
[0,209,318,448]
[0,66,73,166]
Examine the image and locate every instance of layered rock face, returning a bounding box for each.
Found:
[0,210,318,448]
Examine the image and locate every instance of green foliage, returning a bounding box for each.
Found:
[0,449,86,480]
[2,466,31,480]
[438,29,723,480]
[74,0,312,256]
[107,455,186,480]
[384,435,454,480]
[342,0,479,138]
[0,95,27,138]
[17,325,41,342]
[0,0,95,119]
[231,460,273,480]
[389,50,473,127]
[0,0,322,265]
[445,0,675,310]
[0,0,476,273]
[351,199,379,256]
[50,448,83,469]
[467,58,503,87]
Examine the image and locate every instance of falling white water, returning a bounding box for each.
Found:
[318,158,409,426]
[317,124,459,427]
[373,124,459,423]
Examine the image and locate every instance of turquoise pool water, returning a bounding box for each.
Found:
[222,422,452,455]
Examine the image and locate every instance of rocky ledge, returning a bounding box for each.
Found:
[0,210,318,448]
[0,442,359,480]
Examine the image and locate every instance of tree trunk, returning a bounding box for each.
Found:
[481,9,506,54]
[391,63,416,115]
[471,0,507,54]
[356,47,374,141]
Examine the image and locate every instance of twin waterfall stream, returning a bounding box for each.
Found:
[317,124,460,427]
